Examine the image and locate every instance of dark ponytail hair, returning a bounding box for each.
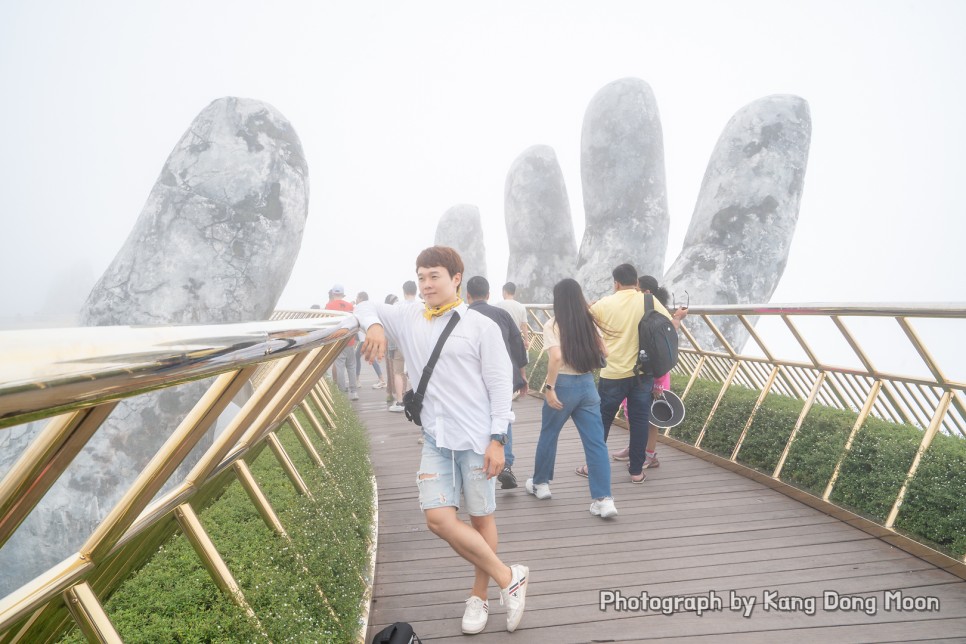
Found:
[552,278,605,374]
[654,286,670,308]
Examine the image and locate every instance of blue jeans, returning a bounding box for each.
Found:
[599,376,654,475]
[504,423,514,467]
[533,373,611,499]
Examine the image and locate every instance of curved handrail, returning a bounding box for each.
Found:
[0,309,365,638]
[0,312,357,430]
[522,300,966,577]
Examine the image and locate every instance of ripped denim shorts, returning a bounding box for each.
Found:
[416,432,496,516]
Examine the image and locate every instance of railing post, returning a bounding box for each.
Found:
[823,381,882,501]
[772,372,826,479]
[62,582,121,643]
[173,503,265,632]
[885,391,953,528]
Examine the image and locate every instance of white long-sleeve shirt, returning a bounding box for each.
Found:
[354,300,514,454]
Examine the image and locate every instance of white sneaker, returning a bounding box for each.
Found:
[349,391,359,401]
[525,478,551,500]
[590,497,619,519]
[500,564,529,632]
[372,381,386,389]
[388,402,405,412]
[461,596,488,634]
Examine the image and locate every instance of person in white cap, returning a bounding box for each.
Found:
[325,283,359,400]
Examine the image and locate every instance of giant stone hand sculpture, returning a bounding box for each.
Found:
[0,97,309,596]
[503,79,810,352]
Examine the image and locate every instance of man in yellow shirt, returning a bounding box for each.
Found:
[589,263,671,483]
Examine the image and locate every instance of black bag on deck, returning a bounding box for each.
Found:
[633,294,679,379]
[371,621,421,644]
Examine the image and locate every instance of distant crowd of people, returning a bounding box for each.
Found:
[328,246,686,636]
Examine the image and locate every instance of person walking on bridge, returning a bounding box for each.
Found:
[357,246,530,635]
[465,275,530,490]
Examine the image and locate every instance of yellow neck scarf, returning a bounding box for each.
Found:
[423,298,463,321]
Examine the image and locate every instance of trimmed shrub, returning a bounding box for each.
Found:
[895,432,966,555]
[62,392,373,643]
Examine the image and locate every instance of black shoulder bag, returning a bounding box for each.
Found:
[403,312,460,426]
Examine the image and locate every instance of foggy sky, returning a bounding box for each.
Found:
[1,0,964,334]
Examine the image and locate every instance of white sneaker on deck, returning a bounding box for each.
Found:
[388,402,405,412]
[525,478,551,500]
[500,564,529,632]
[590,497,619,519]
[461,596,488,634]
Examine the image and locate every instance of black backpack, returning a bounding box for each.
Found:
[371,622,421,644]
[633,294,678,379]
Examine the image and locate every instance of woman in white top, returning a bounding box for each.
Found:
[525,278,617,519]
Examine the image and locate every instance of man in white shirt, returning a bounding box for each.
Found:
[494,281,528,337]
[357,246,530,635]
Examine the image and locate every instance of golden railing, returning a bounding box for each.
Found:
[0,310,369,641]
[523,302,966,577]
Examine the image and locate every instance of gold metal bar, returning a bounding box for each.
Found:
[0,555,93,634]
[899,381,933,429]
[677,319,705,354]
[783,364,811,400]
[186,352,311,486]
[773,372,827,479]
[782,314,823,368]
[254,348,337,444]
[823,381,882,501]
[0,402,117,549]
[880,380,920,428]
[838,372,868,412]
[737,313,777,362]
[694,361,740,449]
[831,315,878,375]
[232,461,288,537]
[823,371,855,412]
[173,503,258,620]
[287,414,323,466]
[699,314,738,359]
[62,582,121,644]
[82,367,256,562]
[885,391,953,528]
[266,433,312,497]
[945,390,966,438]
[309,389,338,431]
[731,365,780,461]
[679,355,706,401]
[299,401,332,446]
[896,317,948,386]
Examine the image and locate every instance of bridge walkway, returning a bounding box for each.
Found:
[355,374,966,643]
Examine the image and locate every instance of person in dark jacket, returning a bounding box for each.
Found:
[465,275,529,489]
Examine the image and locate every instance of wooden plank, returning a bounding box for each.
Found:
[353,375,966,642]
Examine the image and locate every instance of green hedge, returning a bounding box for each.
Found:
[62,392,374,643]
[669,374,966,558]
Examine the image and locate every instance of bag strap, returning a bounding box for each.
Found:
[644,293,655,316]
[414,312,461,401]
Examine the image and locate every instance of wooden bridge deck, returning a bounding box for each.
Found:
[354,375,966,643]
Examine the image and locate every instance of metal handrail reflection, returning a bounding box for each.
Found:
[0,312,356,430]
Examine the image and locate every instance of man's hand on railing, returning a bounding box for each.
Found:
[361,323,387,363]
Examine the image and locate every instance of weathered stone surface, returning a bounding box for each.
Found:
[664,95,811,351]
[0,97,309,596]
[576,78,669,300]
[435,204,487,285]
[504,145,577,304]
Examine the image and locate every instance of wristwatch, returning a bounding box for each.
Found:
[490,433,508,445]
[543,383,554,392]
